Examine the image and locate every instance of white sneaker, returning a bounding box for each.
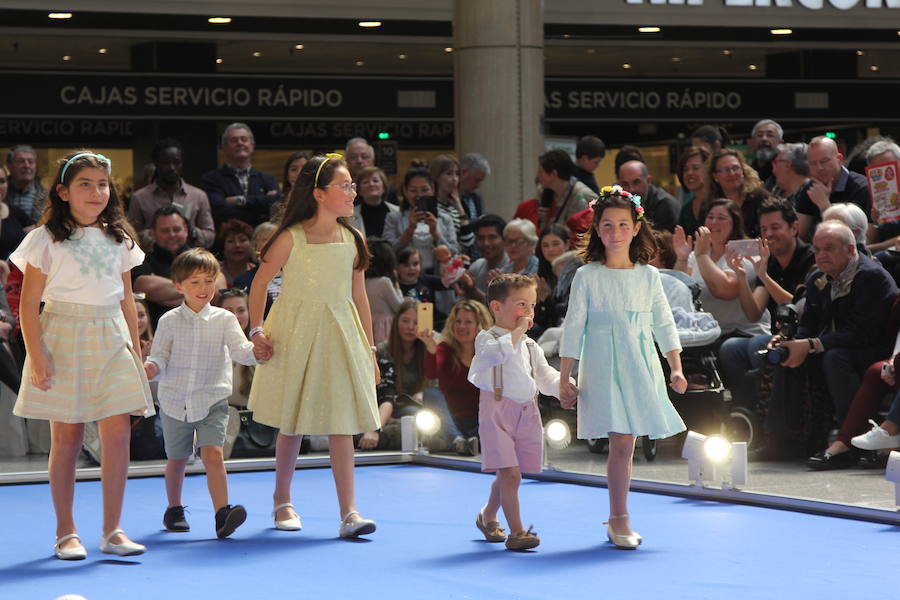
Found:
[851,420,900,451]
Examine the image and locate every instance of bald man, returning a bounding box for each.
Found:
[616,160,680,232]
[796,136,871,241]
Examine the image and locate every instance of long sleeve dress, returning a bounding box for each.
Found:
[559,262,686,440]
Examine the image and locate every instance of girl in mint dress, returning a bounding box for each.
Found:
[559,186,687,550]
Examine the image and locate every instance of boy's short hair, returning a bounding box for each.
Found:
[487,273,537,305]
[170,248,220,283]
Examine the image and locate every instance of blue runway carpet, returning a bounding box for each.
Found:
[0,464,890,599]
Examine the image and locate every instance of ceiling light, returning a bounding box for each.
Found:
[622,63,632,69]
[444,47,454,53]
[252,51,262,57]
[62,55,71,61]
[856,50,865,56]
[770,28,792,35]
[355,60,365,67]
[586,48,596,54]
[208,17,232,24]
[98,48,108,54]
[398,54,408,60]
[870,65,880,72]
[562,34,572,39]
[671,57,681,63]
[638,26,661,33]
[48,12,72,19]
[722,49,732,56]
[748,64,758,70]
[215,58,223,64]
[358,21,382,27]
[294,44,304,50]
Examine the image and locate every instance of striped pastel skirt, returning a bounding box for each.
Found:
[14,300,154,423]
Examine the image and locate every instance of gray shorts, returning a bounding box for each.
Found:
[160,399,229,459]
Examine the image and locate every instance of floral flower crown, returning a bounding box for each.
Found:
[589,185,644,218]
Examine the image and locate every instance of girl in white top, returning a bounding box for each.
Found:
[11,152,153,560]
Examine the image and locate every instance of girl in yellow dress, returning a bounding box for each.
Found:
[248,154,381,538]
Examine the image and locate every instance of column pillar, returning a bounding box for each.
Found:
[454,0,544,219]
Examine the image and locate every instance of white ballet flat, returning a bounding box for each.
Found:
[339,511,376,538]
[99,529,146,556]
[55,533,87,560]
[273,503,302,531]
[605,514,642,550]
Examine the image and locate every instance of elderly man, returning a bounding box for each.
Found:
[758,221,897,463]
[749,119,783,189]
[771,142,811,205]
[345,137,375,180]
[6,145,48,222]
[201,122,279,227]
[128,138,215,248]
[459,153,490,222]
[796,136,871,241]
[616,160,680,232]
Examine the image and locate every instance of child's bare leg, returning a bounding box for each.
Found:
[273,433,302,520]
[165,458,189,507]
[49,421,84,548]
[200,446,228,511]
[482,475,502,522]
[497,466,524,534]
[98,413,135,544]
[328,434,356,518]
[606,433,636,536]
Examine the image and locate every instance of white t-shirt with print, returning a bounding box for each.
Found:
[10,225,144,306]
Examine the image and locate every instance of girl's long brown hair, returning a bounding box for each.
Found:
[577,192,658,265]
[43,151,137,247]
[261,155,369,270]
[387,299,427,394]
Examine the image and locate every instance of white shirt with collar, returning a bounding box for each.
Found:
[468,325,561,404]
[148,302,257,422]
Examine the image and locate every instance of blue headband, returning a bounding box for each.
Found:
[60,152,111,181]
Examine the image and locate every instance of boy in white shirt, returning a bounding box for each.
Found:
[468,273,575,551]
[144,248,261,538]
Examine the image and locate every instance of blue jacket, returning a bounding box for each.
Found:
[200,165,279,227]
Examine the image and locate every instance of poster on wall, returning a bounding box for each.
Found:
[866,161,900,224]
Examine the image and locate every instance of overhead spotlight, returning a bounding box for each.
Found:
[885,451,900,506]
[856,50,865,56]
[770,28,792,35]
[544,419,572,450]
[444,47,454,53]
[358,21,382,28]
[562,34,573,39]
[671,57,682,63]
[681,431,747,488]
[722,49,733,56]
[870,65,880,72]
[748,64,758,71]
[398,54,408,60]
[215,58,223,64]
[208,17,232,24]
[586,48,596,54]
[622,63,632,69]
[638,26,661,33]
[98,48,108,54]
[62,55,72,61]
[252,51,262,57]
[295,44,304,50]
[355,60,365,67]
[48,12,72,19]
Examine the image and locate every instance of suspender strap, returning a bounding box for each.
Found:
[488,329,537,402]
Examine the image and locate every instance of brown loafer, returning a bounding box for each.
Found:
[475,511,507,542]
[505,526,540,551]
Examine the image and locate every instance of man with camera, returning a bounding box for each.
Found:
[721,198,815,416]
[759,220,897,461]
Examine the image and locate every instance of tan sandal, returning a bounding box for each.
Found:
[505,525,540,551]
[475,511,507,542]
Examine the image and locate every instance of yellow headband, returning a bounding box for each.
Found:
[314,152,343,187]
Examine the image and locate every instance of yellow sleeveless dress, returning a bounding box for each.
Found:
[247,224,379,435]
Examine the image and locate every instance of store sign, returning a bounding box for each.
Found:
[625,0,899,8]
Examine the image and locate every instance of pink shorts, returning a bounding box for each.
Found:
[478,390,543,474]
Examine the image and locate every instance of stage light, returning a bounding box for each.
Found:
[416,409,441,436]
[682,431,747,488]
[885,451,900,506]
[544,419,572,450]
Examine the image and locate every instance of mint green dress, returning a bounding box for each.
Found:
[559,263,685,440]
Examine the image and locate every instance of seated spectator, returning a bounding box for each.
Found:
[760,221,898,460]
[501,219,539,276]
[462,214,510,303]
[233,221,281,314]
[365,238,403,344]
[396,247,448,330]
[217,219,255,287]
[345,137,375,180]
[270,151,310,222]
[719,198,815,413]
[709,149,770,238]
[0,163,34,260]
[135,295,154,361]
[5,145,47,222]
[419,298,494,455]
[350,166,398,238]
[822,203,870,256]
[431,154,475,255]
[748,119,783,189]
[459,153,490,223]
[534,224,570,335]
[515,149,596,232]
[201,122,280,227]
[673,200,771,341]
[128,138,215,248]
[771,142,811,207]
[796,136,871,241]
[383,167,457,272]
[864,140,900,253]
[677,146,711,237]
[573,136,606,194]
[216,288,255,409]
[690,125,728,154]
[617,160,680,233]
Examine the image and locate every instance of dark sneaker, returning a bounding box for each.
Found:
[215,504,247,539]
[163,505,190,532]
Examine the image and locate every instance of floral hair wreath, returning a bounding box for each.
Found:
[589,185,644,218]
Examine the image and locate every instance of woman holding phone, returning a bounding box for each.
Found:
[673,199,771,344]
[383,167,457,272]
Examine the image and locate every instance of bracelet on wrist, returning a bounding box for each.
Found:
[249,326,264,339]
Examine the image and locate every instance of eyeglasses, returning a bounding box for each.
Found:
[504,237,530,247]
[715,165,743,175]
[324,181,357,194]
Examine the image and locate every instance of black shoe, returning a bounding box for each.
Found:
[856,451,889,470]
[163,505,190,532]
[806,450,855,471]
[215,504,247,539]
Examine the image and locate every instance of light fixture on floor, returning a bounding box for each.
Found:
[885,451,900,505]
[681,431,747,488]
[401,410,442,453]
[544,419,572,450]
